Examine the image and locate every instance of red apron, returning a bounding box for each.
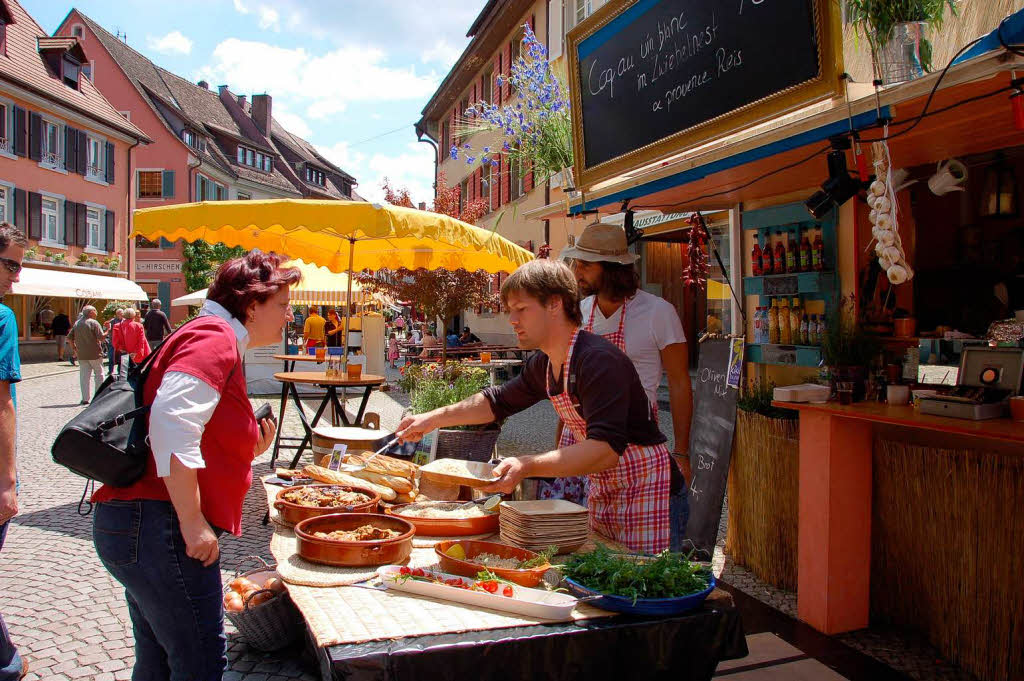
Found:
[546,328,671,554]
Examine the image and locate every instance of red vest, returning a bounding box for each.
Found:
[92,316,257,535]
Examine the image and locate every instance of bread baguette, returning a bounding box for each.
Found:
[302,465,397,501]
[347,452,418,479]
[347,468,414,494]
[393,490,418,504]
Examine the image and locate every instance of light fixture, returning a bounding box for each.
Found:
[980,154,1017,218]
[805,137,863,219]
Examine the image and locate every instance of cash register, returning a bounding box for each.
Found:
[919,347,1024,420]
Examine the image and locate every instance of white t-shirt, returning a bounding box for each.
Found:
[580,289,687,405]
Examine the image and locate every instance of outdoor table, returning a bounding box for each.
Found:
[461,358,523,385]
[320,589,746,680]
[270,370,385,469]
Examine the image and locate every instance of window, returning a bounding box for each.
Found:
[86,135,104,179]
[86,207,103,250]
[182,129,199,148]
[0,186,7,224]
[71,24,84,38]
[510,29,525,95]
[441,121,449,157]
[138,171,163,198]
[237,146,245,164]
[82,61,93,81]
[482,68,493,103]
[135,235,160,249]
[575,0,594,25]
[509,157,523,200]
[237,145,272,172]
[0,103,8,154]
[246,148,254,166]
[481,163,493,212]
[41,197,60,243]
[237,192,251,200]
[62,55,80,89]
[196,174,225,201]
[262,155,271,172]
[305,166,325,186]
[459,178,468,215]
[41,119,61,167]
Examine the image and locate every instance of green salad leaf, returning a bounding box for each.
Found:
[561,544,711,604]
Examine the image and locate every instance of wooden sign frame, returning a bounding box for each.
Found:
[566,0,844,193]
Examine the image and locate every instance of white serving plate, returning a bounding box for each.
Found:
[376,565,578,620]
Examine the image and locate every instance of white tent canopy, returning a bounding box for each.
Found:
[14,267,148,301]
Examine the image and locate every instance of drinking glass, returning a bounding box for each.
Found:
[480,351,492,364]
[837,381,854,406]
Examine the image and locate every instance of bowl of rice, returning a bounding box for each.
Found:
[385,501,500,537]
[434,540,552,587]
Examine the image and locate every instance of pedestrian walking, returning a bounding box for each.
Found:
[143,298,172,350]
[105,308,124,375]
[119,309,151,364]
[90,250,295,680]
[388,332,399,368]
[69,306,105,404]
[51,311,71,363]
[0,222,26,680]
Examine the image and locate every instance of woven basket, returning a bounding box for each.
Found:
[436,426,501,462]
[224,556,304,652]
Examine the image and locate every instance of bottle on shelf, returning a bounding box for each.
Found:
[773,231,787,274]
[812,230,825,271]
[790,298,802,345]
[816,314,826,343]
[778,298,792,344]
[785,230,797,273]
[807,315,818,345]
[761,233,774,275]
[799,229,812,272]
[768,300,780,344]
[751,238,762,276]
[799,310,810,345]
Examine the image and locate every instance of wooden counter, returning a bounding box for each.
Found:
[771,398,1023,637]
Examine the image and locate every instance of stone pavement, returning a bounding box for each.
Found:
[0,367,976,680]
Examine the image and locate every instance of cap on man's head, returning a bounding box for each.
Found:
[558,220,638,265]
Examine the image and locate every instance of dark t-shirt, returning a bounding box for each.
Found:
[482,330,665,455]
[51,314,71,336]
[143,309,172,342]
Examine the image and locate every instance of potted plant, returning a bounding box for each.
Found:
[398,361,499,462]
[821,295,880,402]
[52,252,67,265]
[107,253,121,271]
[75,254,90,267]
[24,247,37,261]
[844,0,958,84]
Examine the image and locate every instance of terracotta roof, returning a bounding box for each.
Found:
[0,1,149,141]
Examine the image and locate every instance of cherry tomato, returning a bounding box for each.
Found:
[412,568,425,577]
[478,580,498,593]
[399,566,411,575]
[502,586,514,598]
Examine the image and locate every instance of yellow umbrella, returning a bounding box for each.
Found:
[132,200,534,362]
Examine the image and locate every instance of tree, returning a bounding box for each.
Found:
[382,177,415,209]
[355,268,498,362]
[182,240,247,293]
[380,172,486,226]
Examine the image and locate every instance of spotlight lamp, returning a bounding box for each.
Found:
[805,137,865,219]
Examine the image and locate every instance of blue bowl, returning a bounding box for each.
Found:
[564,575,716,616]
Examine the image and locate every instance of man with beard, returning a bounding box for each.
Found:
[553,221,694,552]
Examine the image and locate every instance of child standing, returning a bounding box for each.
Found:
[387,332,400,368]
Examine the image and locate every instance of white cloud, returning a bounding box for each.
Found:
[198,39,439,119]
[232,0,248,13]
[421,39,463,67]
[272,107,312,139]
[319,141,435,206]
[146,31,193,56]
[258,6,280,31]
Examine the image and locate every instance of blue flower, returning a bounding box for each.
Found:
[483,146,490,153]
[449,145,458,160]
[463,143,471,149]
[466,157,475,164]
[490,159,499,167]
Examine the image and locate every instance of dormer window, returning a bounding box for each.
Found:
[305,166,325,186]
[62,55,80,89]
[236,144,272,172]
[182,129,199,149]
[71,25,84,39]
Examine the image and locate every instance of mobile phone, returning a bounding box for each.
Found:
[254,403,276,425]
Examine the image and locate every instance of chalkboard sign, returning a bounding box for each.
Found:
[684,337,742,559]
[764,275,799,297]
[568,0,841,188]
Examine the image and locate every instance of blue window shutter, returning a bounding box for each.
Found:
[195,174,201,201]
[162,170,175,198]
[158,282,171,313]
[159,237,172,249]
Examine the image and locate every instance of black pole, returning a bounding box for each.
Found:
[694,211,745,324]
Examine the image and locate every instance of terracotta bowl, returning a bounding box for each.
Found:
[384,502,499,537]
[294,513,415,567]
[273,484,380,526]
[434,540,551,587]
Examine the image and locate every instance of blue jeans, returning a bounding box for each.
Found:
[93,500,226,681]
[0,521,23,681]
[669,484,690,553]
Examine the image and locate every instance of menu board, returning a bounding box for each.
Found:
[568,0,840,188]
[684,337,741,559]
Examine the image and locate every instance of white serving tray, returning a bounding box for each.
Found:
[773,383,830,403]
[377,565,578,620]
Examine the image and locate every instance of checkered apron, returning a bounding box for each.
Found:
[546,328,671,554]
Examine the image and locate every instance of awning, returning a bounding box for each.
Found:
[12,266,148,301]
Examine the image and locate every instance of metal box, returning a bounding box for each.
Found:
[919,347,1024,420]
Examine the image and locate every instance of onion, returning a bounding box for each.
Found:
[870,180,887,196]
[887,265,909,284]
[873,196,892,214]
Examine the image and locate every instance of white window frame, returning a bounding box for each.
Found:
[85,133,106,182]
[197,174,225,201]
[84,202,106,253]
[575,0,594,25]
[0,181,12,225]
[481,163,493,212]
[82,60,94,81]
[236,191,251,200]
[237,146,245,164]
[39,193,64,247]
[40,116,64,170]
[0,97,13,158]
[263,155,271,172]
[509,157,524,201]
[182,129,198,149]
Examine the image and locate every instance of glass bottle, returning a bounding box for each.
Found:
[778,298,792,344]
[768,300,780,344]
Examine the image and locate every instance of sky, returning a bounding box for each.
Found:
[25,0,487,205]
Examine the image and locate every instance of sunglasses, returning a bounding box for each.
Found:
[0,257,22,274]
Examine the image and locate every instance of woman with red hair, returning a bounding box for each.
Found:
[90,250,300,680]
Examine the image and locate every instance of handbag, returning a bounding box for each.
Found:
[51,318,208,487]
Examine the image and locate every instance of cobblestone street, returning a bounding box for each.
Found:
[0,364,976,680]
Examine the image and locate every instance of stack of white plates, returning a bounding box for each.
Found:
[499,500,589,554]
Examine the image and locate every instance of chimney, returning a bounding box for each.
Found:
[197,80,209,90]
[252,94,272,136]
[237,94,247,108]
[218,85,228,95]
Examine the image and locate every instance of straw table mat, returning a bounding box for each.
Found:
[289,581,615,648]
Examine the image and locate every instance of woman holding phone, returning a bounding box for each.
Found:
[89,251,300,680]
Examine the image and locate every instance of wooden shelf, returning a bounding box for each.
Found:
[744,271,835,297]
[746,343,822,368]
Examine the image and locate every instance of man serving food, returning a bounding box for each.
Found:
[396,259,678,554]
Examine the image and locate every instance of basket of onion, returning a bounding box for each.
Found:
[222,556,303,651]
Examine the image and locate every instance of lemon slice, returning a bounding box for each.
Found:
[446,543,466,560]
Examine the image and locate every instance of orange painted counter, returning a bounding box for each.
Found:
[772,399,1024,635]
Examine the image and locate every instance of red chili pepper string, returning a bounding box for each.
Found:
[683,213,709,291]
